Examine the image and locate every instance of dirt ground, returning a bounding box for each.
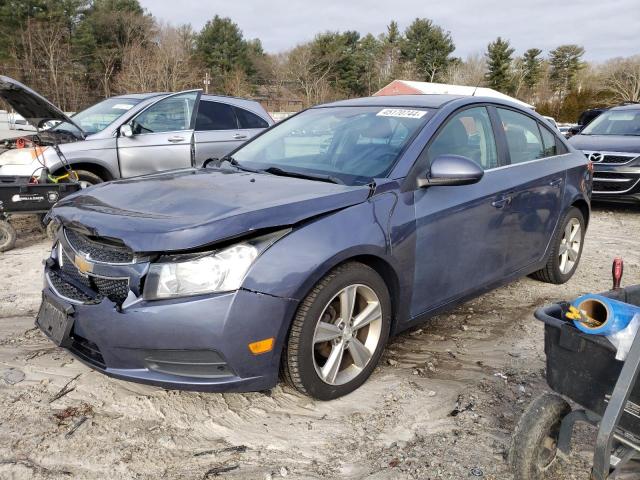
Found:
[1,206,639,480]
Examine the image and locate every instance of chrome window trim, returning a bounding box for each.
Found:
[487,152,574,172]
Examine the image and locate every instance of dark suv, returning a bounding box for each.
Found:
[569,104,640,204]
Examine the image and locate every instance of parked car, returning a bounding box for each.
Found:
[569,104,640,204]
[0,76,273,185]
[567,107,609,137]
[38,95,591,400]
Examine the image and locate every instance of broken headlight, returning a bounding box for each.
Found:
[143,230,288,300]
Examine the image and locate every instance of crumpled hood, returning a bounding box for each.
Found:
[51,168,371,252]
[569,134,640,154]
[0,75,81,133]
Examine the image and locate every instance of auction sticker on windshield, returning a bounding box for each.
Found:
[377,108,427,119]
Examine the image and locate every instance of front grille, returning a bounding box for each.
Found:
[55,250,130,305]
[584,152,639,165]
[92,276,130,304]
[70,331,105,368]
[48,270,93,303]
[61,251,91,289]
[65,228,135,263]
[593,174,640,193]
[602,154,638,164]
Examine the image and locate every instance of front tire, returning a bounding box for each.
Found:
[0,220,17,252]
[531,207,585,284]
[282,262,391,400]
[72,170,103,189]
[509,393,571,480]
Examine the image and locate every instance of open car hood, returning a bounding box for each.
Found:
[0,76,83,135]
[50,168,372,252]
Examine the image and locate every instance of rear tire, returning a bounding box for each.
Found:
[509,393,571,480]
[282,262,391,400]
[531,207,585,284]
[0,220,17,252]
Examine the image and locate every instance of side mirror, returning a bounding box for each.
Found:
[417,154,484,188]
[568,125,582,136]
[119,124,133,138]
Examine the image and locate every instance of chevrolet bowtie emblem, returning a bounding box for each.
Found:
[74,254,93,274]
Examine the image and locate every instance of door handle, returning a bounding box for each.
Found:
[233,133,248,140]
[492,193,513,209]
[168,136,185,143]
[549,178,563,188]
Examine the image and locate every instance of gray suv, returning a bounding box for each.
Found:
[0,76,273,185]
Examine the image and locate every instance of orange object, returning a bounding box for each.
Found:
[248,337,275,355]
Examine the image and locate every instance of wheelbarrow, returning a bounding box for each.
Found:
[0,176,80,252]
[509,282,640,479]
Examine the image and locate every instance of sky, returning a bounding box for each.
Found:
[139,0,640,61]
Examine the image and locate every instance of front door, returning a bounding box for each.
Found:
[117,91,201,177]
[411,106,511,317]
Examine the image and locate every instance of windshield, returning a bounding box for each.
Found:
[53,97,142,136]
[581,109,640,136]
[231,106,432,185]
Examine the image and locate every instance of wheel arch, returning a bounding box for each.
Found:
[290,251,404,336]
[571,198,590,227]
[52,162,114,182]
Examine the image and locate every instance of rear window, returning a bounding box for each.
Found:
[195,101,238,131]
[234,107,269,129]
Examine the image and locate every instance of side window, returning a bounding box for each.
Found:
[497,108,545,164]
[195,101,238,131]
[539,124,558,157]
[132,92,197,134]
[427,106,498,169]
[234,107,269,129]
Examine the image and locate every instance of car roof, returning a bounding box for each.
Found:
[317,94,465,109]
[609,103,640,112]
[110,92,168,100]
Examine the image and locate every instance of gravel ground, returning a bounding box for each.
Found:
[0,205,639,480]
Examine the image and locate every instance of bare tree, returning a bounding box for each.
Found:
[115,23,199,93]
[602,56,640,103]
[284,44,338,107]
[444,53,486,86]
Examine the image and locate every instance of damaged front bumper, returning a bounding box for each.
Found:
[39,233,298,393]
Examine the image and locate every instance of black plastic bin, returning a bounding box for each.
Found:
[534,285,640,438]
[0,180,81,214]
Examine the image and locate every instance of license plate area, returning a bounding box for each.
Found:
[36,295,74,346]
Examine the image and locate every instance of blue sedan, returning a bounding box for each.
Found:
[39,95,592,400]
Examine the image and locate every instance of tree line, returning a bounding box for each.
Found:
[0,0,638,122]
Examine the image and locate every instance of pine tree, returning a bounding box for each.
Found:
[522,48,542,89]
[485,37,514,93]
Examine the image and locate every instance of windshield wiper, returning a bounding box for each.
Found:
[261,166,344,185]
[219,156,260,173]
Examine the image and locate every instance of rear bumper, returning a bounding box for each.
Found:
[41,280,298,392]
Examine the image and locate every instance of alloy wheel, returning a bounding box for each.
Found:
[312,284,383,385]
[558,218,581,274]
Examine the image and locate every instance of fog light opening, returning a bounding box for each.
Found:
[248,337,275,355]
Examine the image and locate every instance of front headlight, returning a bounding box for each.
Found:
[0,146,49,166]
[143,230,288,300]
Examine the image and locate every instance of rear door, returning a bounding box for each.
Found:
[192,101,244,166]
[117,90,200,177]
[492,106,565,273]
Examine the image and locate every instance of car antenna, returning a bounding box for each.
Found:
[472,78,482,97]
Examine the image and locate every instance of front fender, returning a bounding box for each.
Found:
[243,193,399,303]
